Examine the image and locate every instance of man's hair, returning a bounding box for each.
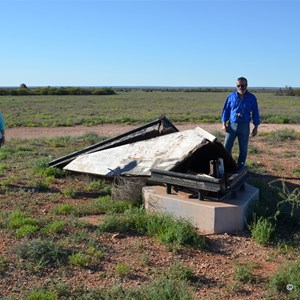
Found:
[237,77,248,85]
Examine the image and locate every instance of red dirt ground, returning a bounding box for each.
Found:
[1,123,300,299]
[5,123,300,141]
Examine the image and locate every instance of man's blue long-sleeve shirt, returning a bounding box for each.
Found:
[221,91,260,126]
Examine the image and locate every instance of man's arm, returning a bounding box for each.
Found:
[221,96,231,132]
[222,122,228,132]
[251,125,258,137]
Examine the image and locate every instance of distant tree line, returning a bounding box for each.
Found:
[141,88,232,93]
[275,86,300,97]
[1,84,299,96]
[0,84,116,96]
[115,87,295,94]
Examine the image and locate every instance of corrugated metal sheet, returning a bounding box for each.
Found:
[48,115,178,168]
[64,127,216,177]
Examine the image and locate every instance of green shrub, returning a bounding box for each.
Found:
[263,129,299,142]
[15,238,69,267]
[54,203,74,215]
[6,211,40,237]
[0,163,9,170]
[77,132,103,145]
[115,262,132,278]
[85,180,106,191]
[48,136,72,148]
[26,289,57,300]
[61,188,76,198]
[250,216,275,246]
[85,178,112,194]
[33,158,64,178]
[15,224,39,238]
[98,209,141,234]
[145,212,206,249]
[35,180,50,192]
[43,220,67,234]
[33,159,50,174]
[74,196,133,216]
[269,259,300,298]
[68,253,90,267]
[233,261,257,283]
[99,208,206,249]
[43,167,65,178]
[85,246,104,259]
[145,277,194,300]
[7,211,38,230]
[83,278,194,299]
[67,245,104,268]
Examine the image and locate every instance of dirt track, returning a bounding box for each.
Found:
[5,123,300,140]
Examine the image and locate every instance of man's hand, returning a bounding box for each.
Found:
[0,136,5,147]
[251,126,258,137]
[222,122,228,132]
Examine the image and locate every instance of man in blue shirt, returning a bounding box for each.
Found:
[221,77,260,169]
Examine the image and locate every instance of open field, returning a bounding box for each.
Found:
[1,90,300,128]
[0,91,300,299]
[0,124,300,299]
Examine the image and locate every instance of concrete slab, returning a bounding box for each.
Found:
[143,183,259,234]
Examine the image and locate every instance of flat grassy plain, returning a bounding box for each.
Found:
[0,90,300,299]
[1,90,300,127]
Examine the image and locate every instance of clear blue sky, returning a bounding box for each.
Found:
[1,0,300,88]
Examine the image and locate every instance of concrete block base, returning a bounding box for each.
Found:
[143,183,259,234]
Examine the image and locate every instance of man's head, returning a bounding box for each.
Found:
[236,77,248,95]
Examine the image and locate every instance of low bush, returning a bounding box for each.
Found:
[25,289,57,300]
[7,211,39,230]
[233,261,257,283]
[269,259,300,298]
[34,159,65,178]
[15,224,39,238]
[115,262,132,278]
[85,179,108,191]
[73,195,134,216]
[145,277,194,300]
[42,220,67,235]
[61,188,76,198]
[15,238,69,267]
[5,211,40,238]
[68,253,90,267]
[263,129,299,142]
[54,203,74,215]
[98,208,207,249]
[250,216,275,246]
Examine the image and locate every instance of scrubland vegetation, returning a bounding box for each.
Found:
[0,90,299,299]
[1,88,300,128]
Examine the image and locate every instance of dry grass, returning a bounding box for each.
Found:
[111,175,147,204]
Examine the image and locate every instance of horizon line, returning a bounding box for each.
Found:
[1,85,295,89]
